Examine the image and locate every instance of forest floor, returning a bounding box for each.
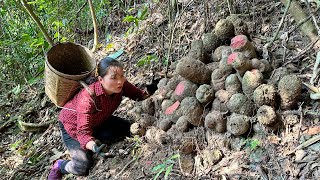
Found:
[1,0,320,179]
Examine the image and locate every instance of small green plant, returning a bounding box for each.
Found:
[131,135,142,158]
[151,153,180,180]
[123,5,148,28]
[245,138,261,151]
[137,54,158,67]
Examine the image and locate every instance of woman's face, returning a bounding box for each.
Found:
[98,66,126,95]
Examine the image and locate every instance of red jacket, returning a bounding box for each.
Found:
[59,80,144,149]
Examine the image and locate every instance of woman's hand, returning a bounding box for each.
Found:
[92,143,107,157]
[87,140,115,158]
[142,90,150,100]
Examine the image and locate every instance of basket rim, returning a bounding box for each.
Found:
[45,42,96,80]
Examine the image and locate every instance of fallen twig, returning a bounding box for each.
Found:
[310,51,320,85]
[18,119,55,132]
[0,116,18,132]
[287,134,320,155]
[283,37,320,66]
[305,1,320,35]
[294,134,320,151]
[115,153,141,178]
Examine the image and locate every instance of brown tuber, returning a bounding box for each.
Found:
[139,114,157,128]
[225,74,242,93]
[212,46,232,62]
[226,15,249,36]
[253,84,276,107]
[188,40,208,63]
[176,56,212,84]
[256,105,277,126]
[202,149,223,166]
[227,52,252,77]
[157,78,169,89]
[278,74,302,110]
[176,116,190,132]
[212,98,228,112]
[242,69,263,97]
[267,67,289,86]
[251,58,272,75]
[172,80,198,101]
[227,93,254,116]
[145,127,168,145]
[141,98,155,115]
[180,97,204,126]
[215,90,232,103]
[158,118,172,131]
[130,123,146,136]
[164,100,182,123]
[167,75,184,90]
[214,19,235,41]
[202,33,221,54]
[227,113,250,136]
[196,84,215,104]
[230,35,257,59]
[161,99,174,112]
[211,68,231,91]
[205,110,227,133]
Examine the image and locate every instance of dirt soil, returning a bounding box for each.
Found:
[1,0,320,180]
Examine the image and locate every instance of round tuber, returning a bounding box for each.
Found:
[253,84,276,107]
[256,105,277,126]
[227,113,250,136]
[196,84,215,104]
[176,56,212,84]
[204,110,227,133]
[278,74,302,110]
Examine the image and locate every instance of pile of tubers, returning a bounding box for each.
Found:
[129,15,302,142]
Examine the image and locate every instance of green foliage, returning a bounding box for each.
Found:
[131,135,142,158]
[152,153,180,180]
[0,0,117,90]
[245,138,261,151]
[123,4,149,29]
[137,54,158,67]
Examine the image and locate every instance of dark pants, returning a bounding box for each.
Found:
[58,116,131,176]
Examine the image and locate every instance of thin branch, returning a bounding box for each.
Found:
[305,1,320,35]
[265,0,292,48]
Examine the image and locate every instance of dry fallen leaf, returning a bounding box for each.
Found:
[303,126,320,135]
[267,135,281,144]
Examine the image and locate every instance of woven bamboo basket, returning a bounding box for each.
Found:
[45,42,96,107]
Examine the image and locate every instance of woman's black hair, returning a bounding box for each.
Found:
[85,57,123,84]
[97,57,123,77]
